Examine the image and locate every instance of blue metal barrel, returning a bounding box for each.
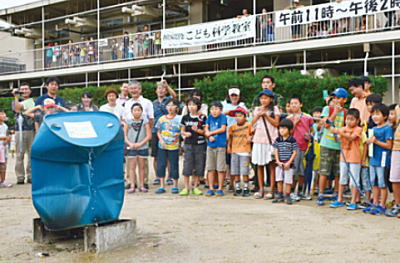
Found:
[31,112,125,231]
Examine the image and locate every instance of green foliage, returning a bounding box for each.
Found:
[193,69,388,113]
[0,97,16,128]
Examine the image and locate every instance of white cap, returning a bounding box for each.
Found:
[228,88,240,96]
[294,0,300,3]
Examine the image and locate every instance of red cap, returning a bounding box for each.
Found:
[228,106,247,117]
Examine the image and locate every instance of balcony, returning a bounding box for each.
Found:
[0,8,399,76]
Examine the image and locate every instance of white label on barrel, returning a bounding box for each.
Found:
[64,121,98,138]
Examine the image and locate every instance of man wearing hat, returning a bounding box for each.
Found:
[317,87,348,206]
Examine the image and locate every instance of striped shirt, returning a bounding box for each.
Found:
[272,136,298,162]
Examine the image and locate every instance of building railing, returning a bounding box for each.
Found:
[0,9,399,75]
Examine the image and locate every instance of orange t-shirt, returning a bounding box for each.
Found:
[350,96,370,123]
[228,122,252,154]
[338,126,363,163]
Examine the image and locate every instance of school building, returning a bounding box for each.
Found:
[0,0,399,103]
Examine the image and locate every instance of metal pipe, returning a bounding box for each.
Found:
[163,0,166,30]
[392,41,395,104]
[303,50,307,72]
[97,0,100,64]
[41,6,45,70]
[364,51,369,76]
[253,55,256,75]
[178,63,181,100]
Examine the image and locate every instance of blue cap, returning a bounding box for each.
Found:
[258,89,275,98]
[330,88,348,98]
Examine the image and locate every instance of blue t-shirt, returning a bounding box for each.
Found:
[206,113,227,148]
[370,124,393,167]
[35,94,66,107]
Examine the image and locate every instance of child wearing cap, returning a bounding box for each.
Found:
[205,101,228,197]
[251,89,280,199]
[24,98,69,132]
[287,95,314,201]
[227,107,252,197]
[317,88,348,206]
[272,119,298,205]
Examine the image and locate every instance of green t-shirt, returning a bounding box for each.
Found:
[320,106,345,150]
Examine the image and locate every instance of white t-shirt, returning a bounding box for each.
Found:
[124,96,154,122]
[0,123,8,162]
[99,104,124,120]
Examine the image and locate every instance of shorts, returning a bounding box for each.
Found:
[293,150,305,180]
[360,167,372,192]
[206,147,226,172]
[183,144,206,177]
[390,151,400,183]
[319,146,340,177]
[230,153,250,176]
[275,166,294,184]
[339,162,361,187]
[0,162,6,172]
[226,153,231,165]
[252,143,273,165]
[151,133,158,157]
[127,148,149,158]
[370,165,386,188]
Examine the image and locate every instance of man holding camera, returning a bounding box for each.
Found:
[12,82,35,184]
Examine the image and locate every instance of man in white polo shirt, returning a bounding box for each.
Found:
[124,80,154,124]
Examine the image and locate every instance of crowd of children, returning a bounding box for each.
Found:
[2,75,400,218]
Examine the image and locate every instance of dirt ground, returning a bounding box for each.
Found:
[1,157,399,263]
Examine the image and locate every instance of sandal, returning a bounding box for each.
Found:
[139,187,148,193]
[127,188,135,193]
[254,191,264,199]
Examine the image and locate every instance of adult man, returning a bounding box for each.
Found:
[152,80,177,184]
[35,77,66,107]
[124,81,154,188]
[349,78,370,124]
[12,83,35,184]
[261,75,275,91]
[116,82,129,107]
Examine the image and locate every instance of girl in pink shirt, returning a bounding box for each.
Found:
[251,89,280,199]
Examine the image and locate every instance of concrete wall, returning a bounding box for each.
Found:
[0,32,35,72]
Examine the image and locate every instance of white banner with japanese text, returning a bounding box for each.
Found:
[161,16,256,49]
[275,0,400,27]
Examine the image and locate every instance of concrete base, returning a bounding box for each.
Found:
[33,218,136,253]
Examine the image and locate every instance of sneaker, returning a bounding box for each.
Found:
[285,195,293,205]
[192,188,203,196]
[126,188,135,194]
[303,194,312,200]
[139,187,148,193]
[234,188,242,196]
[153,179,160,185]
[144,183,149,190]
[228,185,235,192]
[0,182,12,188]
[205,189,215,196]
[330,200,345,208]
[297,193,305,200]
[179,188,190,196]
[204,184,210,189]
[359,202,369,209]
[213,184,219,190]
[290,193,300,202]
[272,193,284,203]
[346,203,358,210]
[26,177,32,184]
[216,190,224,196]
[265,192,274,199]
[317,195,324,206]
[242,189,250,197]
[171,186,179,194]
[155,187,166,194]
[370,205,386,215]
[385,206,400,217]
[362,205,375,213]
[167,179,174,185]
